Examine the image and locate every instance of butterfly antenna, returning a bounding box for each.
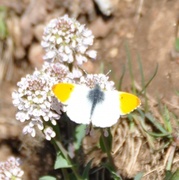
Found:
[79,67,88,75]
[106,70,111,76]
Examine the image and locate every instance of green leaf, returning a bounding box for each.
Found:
[163,106,172,133]
[99,129,112,153]
[118,64,126,91]
[68,174,78,180]
[137,53,149,111]
[39,176,56,180]
[82,159,93,180]
[134,172,144,180]
[145,113,169,134]
[54,152,72,169]
[175,38,179,52]
[125,42,136,94]
[176,90,179,96]
[165,170,173,180]
[138,63,158,96]
[137,53,145,92]
[74,124,86,150]
[102,163,122,180]
[0,6,8,39]
[170,169,179,180]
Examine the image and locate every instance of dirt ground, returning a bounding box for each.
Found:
[0,0,179,179]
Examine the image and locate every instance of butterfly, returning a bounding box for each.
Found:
[52,83,141,128]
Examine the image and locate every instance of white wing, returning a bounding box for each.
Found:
[91,91,120,128]
[66,85,92,125]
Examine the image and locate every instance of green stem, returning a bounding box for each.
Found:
[51,122,82,179]
[100,129,116,171]
[51,135,82,180]
[55,140,82,180]
[51,139,69,179]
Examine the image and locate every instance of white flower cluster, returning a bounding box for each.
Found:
[80,73,115,90]
[0,157,24,180]
[41,15,97,65]
[12,62,71,140]
[13,15,116,140]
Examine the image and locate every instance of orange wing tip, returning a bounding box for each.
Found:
[52,83,75,103]
[119,92,141,115]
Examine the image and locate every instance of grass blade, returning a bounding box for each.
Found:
[138,63,158,95]
[125,41,136,94]
[145,113,169,134]
[118,64,126,91]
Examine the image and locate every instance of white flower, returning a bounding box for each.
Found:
[68,67,83,79]
[29,119,44,130]
[23,125,36,137]
[12,62,72,138]
[0,157,24,179]
[80,73,115,90]
[41,15,97,65]
[75,54,88,65]
[86,50,97,59]
[43,51,56,61]
[16,112,30,122]
[44,127,56,141]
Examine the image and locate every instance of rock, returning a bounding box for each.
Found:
[89,16,113,38]
[7,16,26,60]
[34,24,45,42]
[28,43,44,68]
[20,16,33,47]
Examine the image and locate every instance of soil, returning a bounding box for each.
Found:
[0,0,179,179]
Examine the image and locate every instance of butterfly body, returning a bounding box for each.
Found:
[88,84,104,118]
